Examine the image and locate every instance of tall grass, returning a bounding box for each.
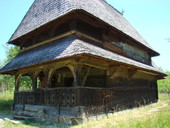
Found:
[72,93,170,128]
[0,91,13,113]
[1,93,169,128]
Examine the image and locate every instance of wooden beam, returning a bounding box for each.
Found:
[20,29,102,53]
[107,66,119,78]
[76,10,107,29]
[75,31,102,44]
[20,30,76,53]
[128,68,137,80]
[81,66,91,87]
[79,58,108,70]
[15,74,22,91]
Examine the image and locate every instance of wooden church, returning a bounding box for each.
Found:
[0,0,166,124]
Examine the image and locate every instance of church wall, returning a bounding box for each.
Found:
[109,66,158,109]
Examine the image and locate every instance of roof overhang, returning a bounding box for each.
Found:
[1,37,166,78]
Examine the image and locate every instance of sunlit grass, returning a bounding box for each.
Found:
[0,92,169,128]
[72,93,170,128]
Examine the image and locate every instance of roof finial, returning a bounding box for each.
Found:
[121,9,125,15]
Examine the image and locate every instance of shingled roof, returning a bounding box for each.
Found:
[0,37,164,76]
[9,0,155,53]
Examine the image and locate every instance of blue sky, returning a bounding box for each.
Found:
[0,0,170,71]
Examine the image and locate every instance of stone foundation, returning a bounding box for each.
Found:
[13,104,117,124]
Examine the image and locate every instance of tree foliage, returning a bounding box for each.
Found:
[0,45,19,92]
[0,45,33,91]
[19,76,33,91]
[158,71,170,94]
[4,45,20,64]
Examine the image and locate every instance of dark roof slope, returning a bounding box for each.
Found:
[10,0,154,51]
[0,37,163,75]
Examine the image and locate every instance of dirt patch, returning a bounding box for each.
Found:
[148,103,168,113]
[0,113,23,127]
[0,118,4,127]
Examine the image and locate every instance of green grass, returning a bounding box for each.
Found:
[0,93,170,128]
[0,91,13,114]
[72,93,170,128]
[2,120,69,128]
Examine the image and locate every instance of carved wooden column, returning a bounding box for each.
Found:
[81,66,91,87]
[42,69,52,89]
[68,63,83,87]
[31,73,37,90]
[47,67,56,88]
[15,74,22,91]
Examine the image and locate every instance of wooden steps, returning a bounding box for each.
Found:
[13,116,34,120]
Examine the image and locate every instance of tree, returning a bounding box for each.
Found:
[0,45,19,92]
[158,70,170,94]
[4,45,19,64]
[1,45,32,91]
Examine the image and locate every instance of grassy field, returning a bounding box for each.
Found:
[0,93,170,128]
[0,91,13,114]
[72,93,170,128]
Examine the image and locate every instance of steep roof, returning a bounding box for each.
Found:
[9,0,155,52]
[0,37,164,76]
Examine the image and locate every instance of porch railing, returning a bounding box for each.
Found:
[14,87,157,108]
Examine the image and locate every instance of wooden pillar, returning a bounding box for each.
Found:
[15,74,22,91]
[45,70,50,88]
[47,68,56,88]
[81,66,91,87]
[155,78,158,101]
[32,74,37,90]
[68,63,83,87]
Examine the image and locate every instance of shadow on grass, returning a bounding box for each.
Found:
[0,99,13,114]
[21,120,71,128]
[0,98,70,127]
